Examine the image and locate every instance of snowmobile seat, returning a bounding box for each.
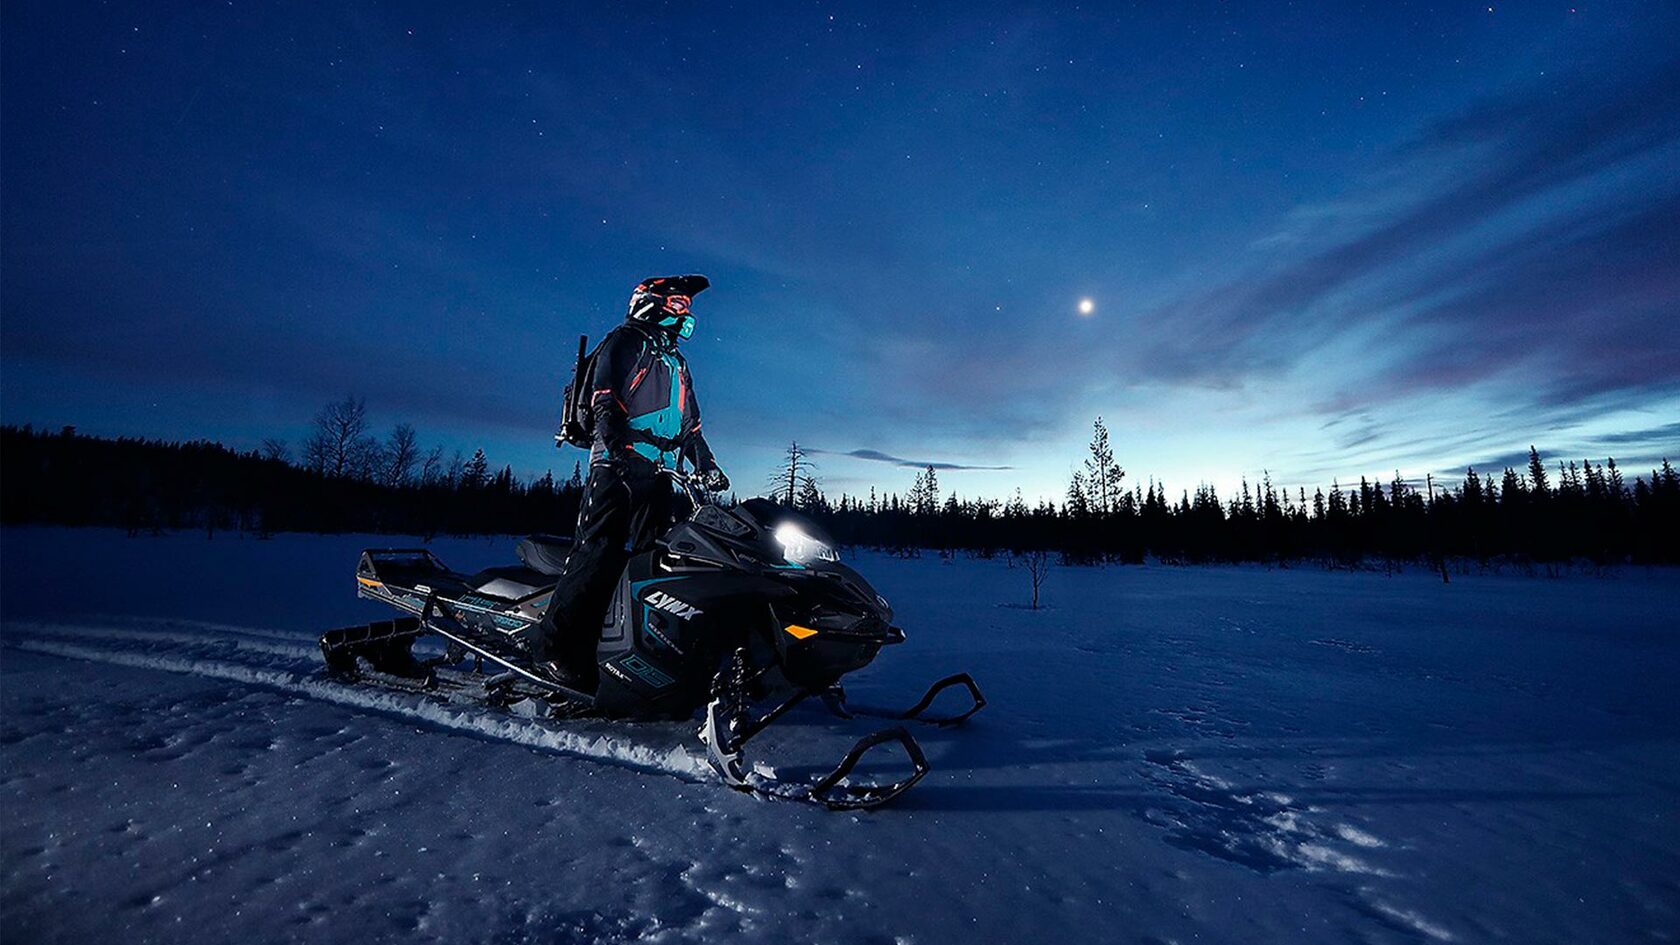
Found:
[467,565,553,601]
[516,534,574,576]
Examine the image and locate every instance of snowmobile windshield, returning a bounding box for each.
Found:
[737,498,839,566]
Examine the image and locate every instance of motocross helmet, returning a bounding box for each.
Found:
[627,274,709,340]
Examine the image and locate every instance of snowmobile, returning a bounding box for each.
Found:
[319,469,984,810]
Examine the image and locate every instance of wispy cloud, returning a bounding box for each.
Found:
[1591,421,1680,448]
[1128,53,1680,398]
[809,447,1014,471]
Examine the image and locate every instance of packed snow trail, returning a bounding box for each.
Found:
[5,527,1679,944]
[4,621,713,782]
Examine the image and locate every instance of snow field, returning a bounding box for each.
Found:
[4,527,1678,943]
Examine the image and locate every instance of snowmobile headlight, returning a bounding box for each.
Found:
[774,521,838,565]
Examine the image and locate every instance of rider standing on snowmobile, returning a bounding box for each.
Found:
[531,274,729,687]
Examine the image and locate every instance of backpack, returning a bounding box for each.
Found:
[557,334,599,449]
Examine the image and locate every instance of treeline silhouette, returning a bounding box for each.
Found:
[3,413,1676,568]
[786,420,1680,568]
[2,423,583,539]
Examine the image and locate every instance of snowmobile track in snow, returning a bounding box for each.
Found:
[3,620,715,784]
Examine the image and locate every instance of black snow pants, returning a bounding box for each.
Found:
[531,459,680,680]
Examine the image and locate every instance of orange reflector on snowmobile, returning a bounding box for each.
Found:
[783,624,818,640]
[357,577,384,589]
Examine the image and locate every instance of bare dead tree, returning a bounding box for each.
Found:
[259,437,291,463]
[302,396,376,479]
[1022,549,1051,610]
[419,445,445,485]
[381,423,420,486]
[767,441,818,506]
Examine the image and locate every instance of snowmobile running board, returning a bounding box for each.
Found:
[408,591,597,704]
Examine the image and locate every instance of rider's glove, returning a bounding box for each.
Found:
[702,467,730,493]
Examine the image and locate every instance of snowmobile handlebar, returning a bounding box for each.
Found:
[659,466,718,505]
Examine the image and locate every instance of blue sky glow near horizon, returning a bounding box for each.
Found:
[4,2,1678,504]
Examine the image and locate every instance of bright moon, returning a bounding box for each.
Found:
[1078,298,1095,315]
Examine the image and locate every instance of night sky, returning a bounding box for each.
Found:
[4,2,1677,501]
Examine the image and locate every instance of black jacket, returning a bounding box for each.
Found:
[586,323,716,471]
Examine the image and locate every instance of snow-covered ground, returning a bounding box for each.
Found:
[3,526,1677,944]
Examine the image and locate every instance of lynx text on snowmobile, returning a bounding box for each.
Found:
[319,469,985,810]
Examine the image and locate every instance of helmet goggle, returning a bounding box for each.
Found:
[655,294,695,338]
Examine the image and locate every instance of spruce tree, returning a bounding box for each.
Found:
[462,449,490,490]
[1527,446,1550,497]
[1083,417,1123,515]
[797,476,825,512]
[1500,467,1525,506]
[1066,471,1089,518]
[1008,488,1028,520]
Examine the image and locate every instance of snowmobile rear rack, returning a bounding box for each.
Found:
[319,617,427,678]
